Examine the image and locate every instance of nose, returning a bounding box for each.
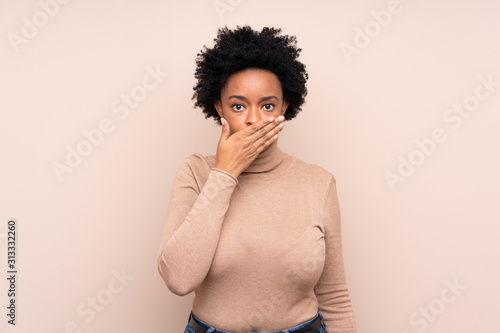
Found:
[246,105,261,126]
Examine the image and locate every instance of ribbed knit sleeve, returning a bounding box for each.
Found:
[157,157,238,296]
[314,176,357,333]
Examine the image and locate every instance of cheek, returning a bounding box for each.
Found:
[231,124,244,134]
[226,116,245,133]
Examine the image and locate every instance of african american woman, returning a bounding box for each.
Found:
[157,25,358,333]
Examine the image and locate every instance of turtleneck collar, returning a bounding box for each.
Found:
[242,138,284,173]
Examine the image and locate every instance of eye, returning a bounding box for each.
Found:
[263,103,275,111]
[231,103,244,111]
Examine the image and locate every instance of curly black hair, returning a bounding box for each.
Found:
[192,25,309,126]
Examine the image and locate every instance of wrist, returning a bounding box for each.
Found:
[214,164,240,179]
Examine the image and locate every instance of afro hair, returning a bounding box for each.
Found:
[192,25,309,126]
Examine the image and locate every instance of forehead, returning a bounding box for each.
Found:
[222,69,283,97]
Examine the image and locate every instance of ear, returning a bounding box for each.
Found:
[281,99,289,116]
[214,100,223,118]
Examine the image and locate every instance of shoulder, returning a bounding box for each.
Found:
[289,153,336,185]
[181,152,215,171]
[173,152,215,188]
[286,154,339,223]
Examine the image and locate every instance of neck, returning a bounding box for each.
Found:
[243,139,284,173]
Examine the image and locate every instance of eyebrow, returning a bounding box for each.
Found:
[228,95,278,102]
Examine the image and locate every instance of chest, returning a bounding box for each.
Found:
[208,181,326,286]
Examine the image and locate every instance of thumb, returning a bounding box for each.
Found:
[220,118,230,140]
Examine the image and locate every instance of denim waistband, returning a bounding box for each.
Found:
[188,310,325,333]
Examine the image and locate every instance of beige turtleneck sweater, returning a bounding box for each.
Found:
[157,139,357,333]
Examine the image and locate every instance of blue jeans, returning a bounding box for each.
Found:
[183,310,327,333]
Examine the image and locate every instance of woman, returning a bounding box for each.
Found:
[157,25,357,333]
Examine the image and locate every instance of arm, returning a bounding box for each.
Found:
[157,156,238,296]
[314,175,357,333]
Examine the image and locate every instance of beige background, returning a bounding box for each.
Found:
[1,0,499,332]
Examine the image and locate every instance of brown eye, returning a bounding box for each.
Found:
[231,103,244,111]
[263,103,275,111]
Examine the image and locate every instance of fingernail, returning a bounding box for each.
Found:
[268,117,274,122]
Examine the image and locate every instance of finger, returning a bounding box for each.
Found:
[241,116,278,138]
[244,117,284,143]
[255,116,284,142]
[255,119,284,147]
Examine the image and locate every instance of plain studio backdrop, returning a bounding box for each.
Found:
[1,0,499,332]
